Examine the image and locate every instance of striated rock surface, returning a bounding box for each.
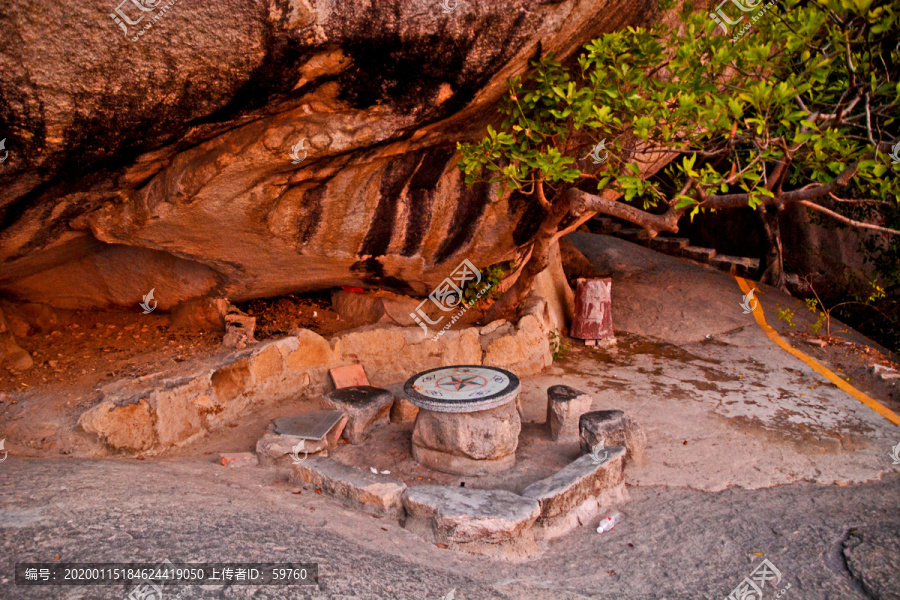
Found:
[0,0,668,309]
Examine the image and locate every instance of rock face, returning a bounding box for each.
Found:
[0,0,668,310]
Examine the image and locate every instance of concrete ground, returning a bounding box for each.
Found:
[2,233,899,599]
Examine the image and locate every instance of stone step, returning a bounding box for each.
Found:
[290,457,406,517]
[521,447,626,540]
[681,246,717,263]
[593,216,614,230]
[401,486,540,557]
[710,254,759,276]
[710,254,738,273]
[617,227,648,241]
[649,237,690,253]
[730,256,760,277]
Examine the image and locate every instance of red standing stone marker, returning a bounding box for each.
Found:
[570,278,614,345]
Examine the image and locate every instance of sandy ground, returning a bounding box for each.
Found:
[1,233,899,599]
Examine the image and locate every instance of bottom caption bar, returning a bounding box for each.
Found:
[15,562,318,586]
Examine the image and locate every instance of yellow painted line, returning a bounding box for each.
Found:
[735,276,900,426]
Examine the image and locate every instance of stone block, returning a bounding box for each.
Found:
[650,237,689,253]
[283,329,334,376]
[411,401,520,475]
[521,448,626,539]
[257,432,328,466]
[321,386,393,444]
[482,312,551,376]
[257,411,348,466]
[220,452,257,468]
[579,410,647,464]
[710,255,738,274]
[249,344,285,384]
[546,385,594,441]
[330,289,385,327]
[401,485,540,556]
[211,358,253,402]
[78,398,156,451]
[681,246,717,263]
[169,298,227,332]
[291,457,406,516]
[153,377,207,446]
[385,383,419,423]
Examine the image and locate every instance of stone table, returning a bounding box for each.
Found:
[404,365,521,476]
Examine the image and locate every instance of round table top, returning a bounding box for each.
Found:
[403,365,520,413]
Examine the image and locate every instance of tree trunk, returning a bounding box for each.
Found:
[483,190,576,323]
[756,204,787,291]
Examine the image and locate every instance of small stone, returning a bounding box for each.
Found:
[805,338,828,347]
[871,364,900,380]
[321,386,393,444]
[223,311,256,348]
[219,452,258,468]
[291,457,406,516]
[546,385,594,441]
[170,298,227,333]
[580,410,647,465]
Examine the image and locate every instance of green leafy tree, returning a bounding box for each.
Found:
[459,0,900,322]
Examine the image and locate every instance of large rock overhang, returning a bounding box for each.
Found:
[0,0,662,309]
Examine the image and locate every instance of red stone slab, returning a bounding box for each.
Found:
[330,364,370,388]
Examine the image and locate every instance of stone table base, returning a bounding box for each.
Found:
[411,400,521,476]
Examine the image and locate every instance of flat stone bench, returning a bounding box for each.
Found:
[522,447,626,540]
[291,457,406,517]
[402,486,540,558]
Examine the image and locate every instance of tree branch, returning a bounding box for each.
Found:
[569,188,682,236]
[797,200,900,235]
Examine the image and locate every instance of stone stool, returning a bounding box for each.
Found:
[322,386,393,444]
[546,385,594,441]
[579,410,647,464]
